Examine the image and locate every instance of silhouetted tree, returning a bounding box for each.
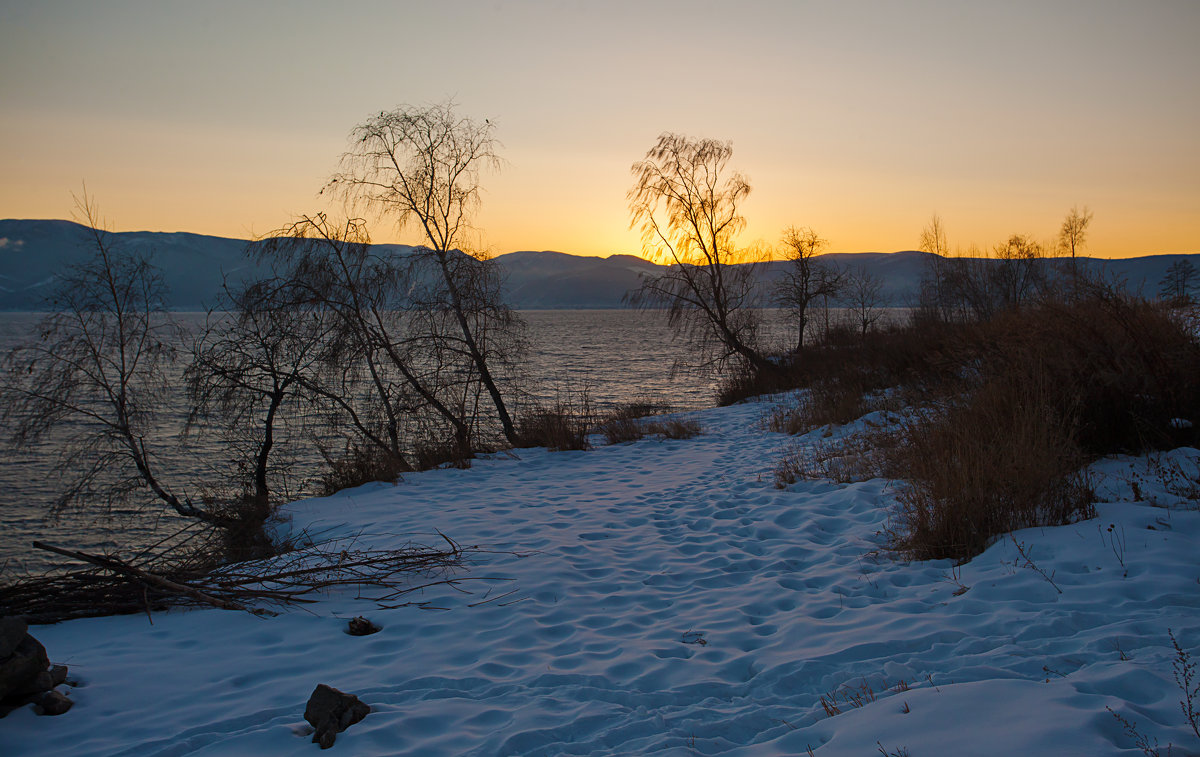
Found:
[772,226,842,352]
[186,276,335,515]
[1058,206,1093,277]
[325,102,525,446]
[255,214,476,470]
[626,132,774,375]
[917,213,957,322]
[1159,259,1198,306]
[842,264,885,337]
[993,234,1046,308]
[0,195,237,529]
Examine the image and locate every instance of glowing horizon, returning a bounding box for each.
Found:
[2,1,1197,261]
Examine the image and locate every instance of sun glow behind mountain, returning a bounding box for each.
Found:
[1,1,1197,259]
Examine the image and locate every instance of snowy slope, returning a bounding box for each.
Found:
[2,399,1198,755]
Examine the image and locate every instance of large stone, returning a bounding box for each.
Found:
[304,684,369,749]
[0,617,27,658]
[37,689,72,716]
[0,633,50,703]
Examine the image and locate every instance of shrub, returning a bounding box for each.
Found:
[765,379,874,435]
[716,363,795,406]
[412,439,474,471]
[758,279,1199,561]
[596,398,672,445]
[516,388,594,451]
[647,418,702,439]
[774,432,896,488]
[722,317,964,409]
[598,414,701,445]
[973,285,1200,454]
[599,415,644,445]
[889,372,1095,562]
[317,442,410,496]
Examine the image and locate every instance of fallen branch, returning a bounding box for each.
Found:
[3,533,478,623]
[33,542,251,613]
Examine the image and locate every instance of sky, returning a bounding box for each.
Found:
[1,0,1197,259]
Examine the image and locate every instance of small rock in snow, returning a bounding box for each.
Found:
[304,684,369,749]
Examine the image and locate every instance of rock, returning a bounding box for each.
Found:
[0,633,50,703]
[49,665,68,687]
[28,671,54,694]
[346,617,380,636]
[304,684,369,749]
[37,690,72,716]
[0,618,27,658]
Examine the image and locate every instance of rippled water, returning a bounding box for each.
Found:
[1,309,801,576]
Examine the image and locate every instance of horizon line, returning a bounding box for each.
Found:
[2,217,1197,261]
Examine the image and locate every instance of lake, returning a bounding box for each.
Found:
[0,308,801,576]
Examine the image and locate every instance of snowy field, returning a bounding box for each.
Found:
[3,398,1199,755]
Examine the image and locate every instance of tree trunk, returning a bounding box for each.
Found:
[436,252,520,445]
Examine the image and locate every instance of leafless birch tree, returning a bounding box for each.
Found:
[324,102,524,445]
[0,195,234,529]
[626,133,774,376]
[772,226,842,352]
[186,276,335,514]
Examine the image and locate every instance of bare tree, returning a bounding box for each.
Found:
[1059,206,1093,279]
[186,276,335,515]
[0,195,232,528]
[324,102,524,446]
[626,132,774,375]
[842,265,885,338]
[993,234,1046,308]
[1159,259,1198,306]
[917,213,955,322]
[772,226,842,352]
[255,214,477,469]
[919,213,950,259]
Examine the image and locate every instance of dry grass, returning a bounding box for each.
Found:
[599,416,702,445]
[516,403,592,450]
[412,439,475,471]
[516,386,595,451]
[765,383,905,437]
[647,418,702,439]
[596,400,658,444]
[888,374,1095,562]
[599,415,644,445]
[317,443,411,496]
[774,431,897,488]
[596,399,699,445]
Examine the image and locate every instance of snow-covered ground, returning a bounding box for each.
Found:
[4,399,1199,755]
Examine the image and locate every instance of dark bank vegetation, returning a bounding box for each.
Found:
[748,214,1200,563]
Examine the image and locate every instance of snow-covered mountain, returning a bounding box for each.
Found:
[0,219,1194,310]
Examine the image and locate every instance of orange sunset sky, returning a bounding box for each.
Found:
[1,0,1197,259]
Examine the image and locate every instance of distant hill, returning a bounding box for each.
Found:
[1,219,1195,310]
[0,219,257,311]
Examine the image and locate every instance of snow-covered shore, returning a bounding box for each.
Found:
[3,399,1199,755]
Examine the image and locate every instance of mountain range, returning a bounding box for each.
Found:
[1,219,1194,311]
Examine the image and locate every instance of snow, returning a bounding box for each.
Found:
[3,400,1199,755]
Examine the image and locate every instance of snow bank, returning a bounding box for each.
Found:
[3,401,1198,755]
